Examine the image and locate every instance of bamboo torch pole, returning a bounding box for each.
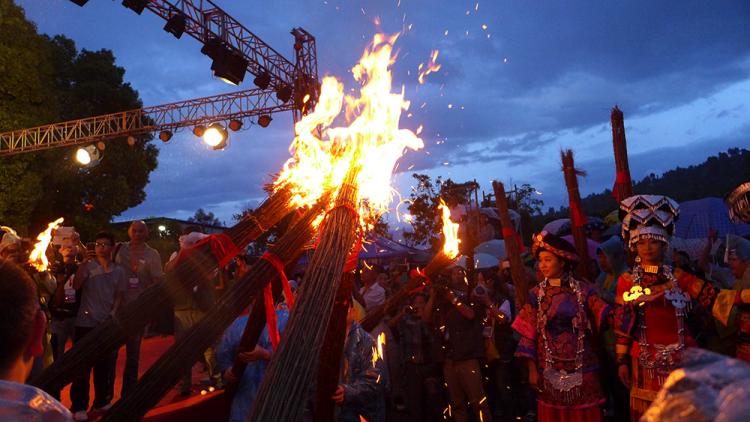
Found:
[248,166,362,422]
[561,150,594,281]
[314,271,355,421]
[492,181,529,306]
[31,186,296,394]
[101,193,327,422]
[611,106,633,203]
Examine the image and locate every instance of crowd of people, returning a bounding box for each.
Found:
[1,190,750,422]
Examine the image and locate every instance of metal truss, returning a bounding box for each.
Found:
[0,88,292,156]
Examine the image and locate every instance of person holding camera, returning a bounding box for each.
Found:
[423,264,492,422]
[512,232,610,422]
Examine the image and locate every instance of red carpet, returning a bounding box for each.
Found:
[59,335,230,421]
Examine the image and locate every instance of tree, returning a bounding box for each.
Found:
[0,1,158,238]
[188,208,223,227]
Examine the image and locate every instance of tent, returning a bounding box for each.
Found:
[359,235,431,262]
[675,197,750,239]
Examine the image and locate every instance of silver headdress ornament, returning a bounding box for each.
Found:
[725,182,750,224]
[619,195,679,249]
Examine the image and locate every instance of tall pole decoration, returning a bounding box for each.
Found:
[249,166,362,422]
[31,186,296,394]
[611,106,633,203]
[101,195,329,422]
[561,150,594,281]
[492,181,529,306]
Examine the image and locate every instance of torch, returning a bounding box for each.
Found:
[492,181,529,306]
[561,149,594,281]
[611,106,633,203]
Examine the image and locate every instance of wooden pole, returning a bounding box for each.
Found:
[314,271,355,421]
[101,195,325,422]
[561,150,594,281]
[493,181,529,306]
[611,106,633,203]
[248,166,361,422]
[31,186,296,394]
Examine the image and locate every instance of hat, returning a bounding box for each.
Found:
[0,226,21,254]
[726,182,750,224]
[531,231,579,263]
[725,234,750,263]
[619,195,679,249]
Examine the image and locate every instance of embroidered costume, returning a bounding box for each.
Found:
[513,232,610,422]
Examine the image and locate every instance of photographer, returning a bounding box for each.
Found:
[423,264,492,422]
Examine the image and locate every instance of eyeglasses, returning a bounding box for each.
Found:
[95,242,112,248]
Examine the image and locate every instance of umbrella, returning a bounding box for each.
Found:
[543,218,571,236]
[453,253,500,270]
[561,234,600,260]
[474,239,507,260]
[675,197,750,239]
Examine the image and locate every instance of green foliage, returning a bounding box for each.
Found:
[0,1,158,238]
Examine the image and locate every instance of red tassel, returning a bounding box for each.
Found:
[264,283,280,351]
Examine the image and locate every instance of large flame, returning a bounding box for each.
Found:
[438,199,460,258]
[275,33,424,226]
[29,217,64,272]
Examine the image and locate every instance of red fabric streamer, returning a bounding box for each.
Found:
[260,251,295,351]
[615,171,631,185]
[406,268,431,295]
[569,201,588,228]
[184,233,241,268]
[343,233,363,273]
[502,227,526,253]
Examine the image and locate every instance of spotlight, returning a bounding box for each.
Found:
[122,0,148,15]
[159,130,173,142]
[200,38,224,60]
[75,145,102,167]
[193,125,206,137]
[253,71,271,89]
[164,13,186,39]
[228,120,243,131]
[202,123,228,150]
[69,0,89,6]
[258,115,272,128]
[276,85,292,103]
[211,50,249,85]
[127,135,137,146]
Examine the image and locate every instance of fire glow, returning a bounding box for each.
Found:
[274,33,424,228]
[417,50,441,84]
[29,217,64,272]
[438,199,460,258]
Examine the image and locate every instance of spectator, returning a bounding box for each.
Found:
[0,258,73,421]
[70,232,126,421]
[333,299,387,422]
[474,269,515,421]
[359,267,386,311]
[393,294,443,421]
[50,237,81,362]
[217,307,289,422]
[595,236,627,304]
[726,234,750,289]
[113,221,164,397]
[423,265,492,422]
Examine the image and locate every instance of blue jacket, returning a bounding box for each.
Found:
[217,309,289,422]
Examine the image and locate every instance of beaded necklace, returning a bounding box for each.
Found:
[631,263,690,383]
[537,273,587,404]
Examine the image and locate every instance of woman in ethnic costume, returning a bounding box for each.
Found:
[512,231,610,422]
[613,195,721,421]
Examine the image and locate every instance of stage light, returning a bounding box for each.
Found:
[75,145,101,167]
[127,135,137,146]
[203,123,228,150]
[211,50,249,85]
[122,0,148,15]
[253,72,271,89]
[228,120,243,131]
[258,115,272,128]
[193,125,206,137]
[159,130,173,142]
[69,0,89,6]
[164,13,186,39]
[276,85,292,103]
[200,38,224,60]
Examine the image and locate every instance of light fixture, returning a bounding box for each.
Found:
[276,85,293,103]
[253,71,271,89]
[159,130,173,142]
[164,13,186,39]
[202,123,228,150]
[258,115,272,128]
[228,119,242,131]
[69,0,89,6]
[75,145,102,167]
[193,125,206,137]
[158,225,167,232]
[122,0,148,15]
[211,50,248,85]
[127,135,137,146]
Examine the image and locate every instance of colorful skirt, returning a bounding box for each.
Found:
[538,400,603,422]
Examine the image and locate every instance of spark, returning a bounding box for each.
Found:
[417,50,441,84]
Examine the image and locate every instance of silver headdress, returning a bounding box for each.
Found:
[726,182,750,224]
[619,195,679,249]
